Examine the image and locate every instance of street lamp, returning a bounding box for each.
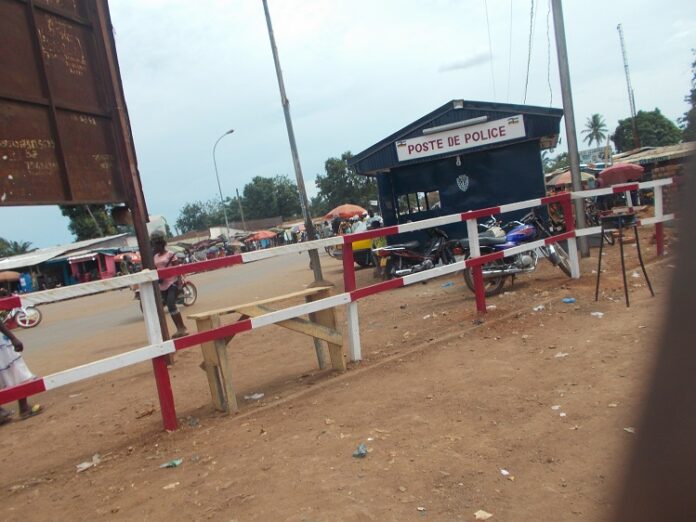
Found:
[212,129,234,238]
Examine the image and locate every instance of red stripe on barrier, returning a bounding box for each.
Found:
[158,254,244,279]
[544,231,575,244]
[612,183,639,193]
[0,378,46,405]
[461,206,501,221]
[541,192,571,205]
[173,319,253,350]
[347,225,399,243]
[467,251,505,266]
[0,295,22,312]
[350,278,404,301]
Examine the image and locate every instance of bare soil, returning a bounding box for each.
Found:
[0,229,674,521]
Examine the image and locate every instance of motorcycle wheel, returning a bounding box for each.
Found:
[182,282,198,306]
[552,244,573,277]
[15,307,42,328]
[384,258,398,280]
[463,259,506,297]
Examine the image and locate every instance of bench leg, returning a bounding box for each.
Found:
[210,315,239,413]
[196,317,238,413]
[307,290,346,372]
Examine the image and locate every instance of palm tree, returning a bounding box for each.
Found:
[2,240,34,256]
[582,114,608,147]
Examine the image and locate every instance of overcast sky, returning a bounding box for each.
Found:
[2,0,694,248]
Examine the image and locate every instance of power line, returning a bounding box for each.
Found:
[523,0,536,103]
[484,0,497,99]
[546,0,553,106]
[506,0,513,101]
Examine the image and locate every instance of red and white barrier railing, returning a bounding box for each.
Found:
[0,178,674,431]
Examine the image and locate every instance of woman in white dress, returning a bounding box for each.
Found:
[0,319,42,423]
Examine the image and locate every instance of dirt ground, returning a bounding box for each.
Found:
[0,229,675,521]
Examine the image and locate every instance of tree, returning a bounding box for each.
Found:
[175,200,218,234]
[242,175,301,220]
[59,205,117,241]
[0,238,34,257]
[611,109,682,152]
[543,152,569,174]
[581,113,608,147]
[680,50,696,142]
[314,152,377,210]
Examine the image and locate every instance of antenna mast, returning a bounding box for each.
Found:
[617,23,641,148]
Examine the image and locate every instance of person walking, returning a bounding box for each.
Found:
[150,231,188,339]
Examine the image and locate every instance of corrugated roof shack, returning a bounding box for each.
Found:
[614,142,695,215]
[348,100,563,241]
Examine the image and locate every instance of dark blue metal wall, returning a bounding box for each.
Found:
[378,140,546,243]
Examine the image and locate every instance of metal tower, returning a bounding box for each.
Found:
[617,23,641,148]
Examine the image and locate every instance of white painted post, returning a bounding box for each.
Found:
[466,219,481,258]
[625,190,633,207]
[654,186,664,219]
[140,283,163,344]
[567,238,581,278]
[346,302,361,362]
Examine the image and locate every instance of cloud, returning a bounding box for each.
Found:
[438,53,491,73]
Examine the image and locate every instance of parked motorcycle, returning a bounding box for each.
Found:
[451,208,572,296]
[373,228,454,279]
[1,306,42,329]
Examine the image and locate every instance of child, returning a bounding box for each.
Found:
[0,317,42,423]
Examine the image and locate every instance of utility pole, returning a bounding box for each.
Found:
[551,0,589,257]
[617,23,641,149]
[236,188,247,231]
[262,0,323,281]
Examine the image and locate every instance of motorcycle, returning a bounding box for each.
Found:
[1,306,42,329]
[373,228,454,279]
[134,276,198,308]
[451,208,572,296]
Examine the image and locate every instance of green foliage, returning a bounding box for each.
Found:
[314,152,377,211]
[543,152,569,174]
[0,238,34,257]
[242,175,301,220]
[611,109,682,152]
[174,199,239,234]
[59,205,117,241]
[581,114,608,147]
[681,50,696,142]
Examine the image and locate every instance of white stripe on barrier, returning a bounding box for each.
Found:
[241,236,343,263]
[639,214,675,225]
[44,341,175,390]
[19,270,158,307]
[250,293,351,329]
[397,214,463,233]
[401,259,468,286]
[499,198,542,213]
[498,238,548,258]
[575,225,603,237]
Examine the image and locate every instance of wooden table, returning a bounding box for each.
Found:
[187,286,345,413]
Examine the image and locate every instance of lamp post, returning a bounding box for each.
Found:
[212,129,234,238]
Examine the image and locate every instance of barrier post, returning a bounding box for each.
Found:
[141,282,178,431]
[654,186,665,256]
[466,219,487,313]
[560,196,581,279]
[342,242,361,361]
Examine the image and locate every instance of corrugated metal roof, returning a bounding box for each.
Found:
[348,99,563,175]
[0,234,128,271]
[613,142,695,165]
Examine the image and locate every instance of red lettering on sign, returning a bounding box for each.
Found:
[499,125,506,136]
[407,145,415,154]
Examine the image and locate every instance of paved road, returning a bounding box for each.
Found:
[18,250,341,372]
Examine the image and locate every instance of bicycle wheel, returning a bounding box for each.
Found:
[181,282,197,306]
[16,307,42,328]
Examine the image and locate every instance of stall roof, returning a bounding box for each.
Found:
[0,234,128,271]
[612,142,695,166]
[349,99,563,175]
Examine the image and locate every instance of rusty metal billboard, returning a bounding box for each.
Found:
[0,0,144,209]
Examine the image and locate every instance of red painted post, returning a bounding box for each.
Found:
[152,356,178,431]
[472,265,487,313]
[655,223,665,256]
[342,242,356,292]
[560,196,575,232]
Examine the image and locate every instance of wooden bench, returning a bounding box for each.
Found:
[187,286,345,413]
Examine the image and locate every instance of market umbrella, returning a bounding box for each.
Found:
[325,204,366,220]
[0,271,21,282]
[547,170,596,187]
[248,230,277,241]
[597,163,644,187]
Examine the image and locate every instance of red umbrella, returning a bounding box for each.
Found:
[325,204,366,220]
[247,230,277,241]
[597,163,644,187]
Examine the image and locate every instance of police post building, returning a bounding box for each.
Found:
[349,100,563,240]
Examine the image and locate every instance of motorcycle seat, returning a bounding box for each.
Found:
[458,236,507,247]
[388,241,421,250]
